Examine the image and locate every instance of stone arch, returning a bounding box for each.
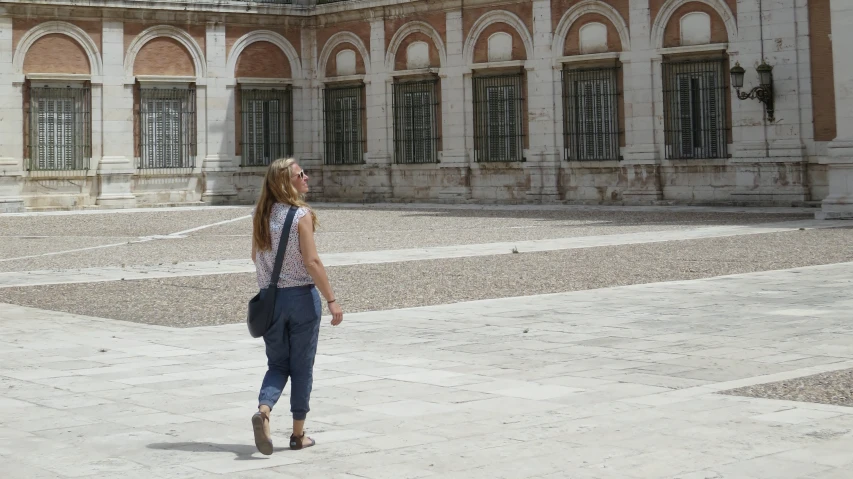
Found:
[125,25,206,78]
[227,30,302,79]
[385,21,447,71]
[318,31,370,79]
[463,10,533,65]
[552,0,631,56]
[651,0,737,49]
[13,21,102,76]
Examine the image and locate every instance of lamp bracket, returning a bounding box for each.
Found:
[735,84,774,122]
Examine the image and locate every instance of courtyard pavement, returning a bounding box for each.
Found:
[1,203,852,479]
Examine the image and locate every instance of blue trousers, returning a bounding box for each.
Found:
[257,285,321,420]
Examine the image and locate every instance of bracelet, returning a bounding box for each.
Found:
[327,299,336,304]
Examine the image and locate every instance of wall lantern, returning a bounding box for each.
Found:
[730,60,774,122]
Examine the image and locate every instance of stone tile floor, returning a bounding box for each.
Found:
[2,262,853,478]
[1,204,852,478]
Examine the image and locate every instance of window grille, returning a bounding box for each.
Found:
[323,84,365,165]
[662,58,728,159]
[392,79,439,164]
[240,87,293,167]
[27,84,91,171]
[473,73,525,162]
[562,66,620,161]
[138,85,196,169]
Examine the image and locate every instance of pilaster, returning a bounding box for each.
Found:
[525,0,560,203]
[439,9,472,202]
[96,20,136,208]
[622,0,663,202]
[202,21,238,204]
[817,0,853,218]
[364,17,392,201]
[0,14,23,212]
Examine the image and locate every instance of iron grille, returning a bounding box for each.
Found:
[562,66,620,161]
[27,84,91,171]
[138,85,196,169]
[662,58,728,159]
[393,79,439,164]
[473,73,525,162]
[240,87,293,167]
[323,84,365,165]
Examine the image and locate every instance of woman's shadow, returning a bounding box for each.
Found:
[147,441,289,460]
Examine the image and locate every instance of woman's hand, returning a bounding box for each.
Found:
[328,301,343,326]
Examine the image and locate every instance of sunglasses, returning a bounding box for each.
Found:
[293,170,307,180]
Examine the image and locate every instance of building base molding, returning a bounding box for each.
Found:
[816,139,853,219]
[96,156,137,208]
[201,155,239,205]
[0,157,25,213]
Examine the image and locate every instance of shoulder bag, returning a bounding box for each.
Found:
[247,206,297,338]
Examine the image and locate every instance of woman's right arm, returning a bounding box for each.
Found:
[298,216,343,325]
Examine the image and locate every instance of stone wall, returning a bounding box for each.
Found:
[0,0,843,212]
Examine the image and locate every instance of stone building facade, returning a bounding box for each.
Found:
[0,0,851,218]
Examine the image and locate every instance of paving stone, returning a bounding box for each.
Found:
[4,206,853,478]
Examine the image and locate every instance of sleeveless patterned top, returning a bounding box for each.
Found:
[255,203,314,289]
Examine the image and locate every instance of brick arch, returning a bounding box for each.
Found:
[13,21,102,76]
[553,0,630,56]
[662,4,728,48]
[133,37,195,76]
[463,10,533,65]
[23,34,90,74]
[125,25,206,78]
[651,0,736,49]
[385,21,447,71]
[227,30,301,79]
[235,42,290,78]
[318,31,370,79]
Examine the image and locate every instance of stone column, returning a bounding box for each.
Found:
[818,0,853,218]
[96,20,136,208]
[299,27,324,199]
[622,0,662,203]
[438,9,472,201]
[525,0,560,203]
[201,21,238,204]
[732,0,809,204]
[364,18,392,201]
[0,14,23,212]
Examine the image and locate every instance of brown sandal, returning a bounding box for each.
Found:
[289,432,315,450]
[252,410,273,455]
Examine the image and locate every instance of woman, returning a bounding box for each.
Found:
[250,158,344,454]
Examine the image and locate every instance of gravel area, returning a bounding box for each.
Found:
[1,227,850,327]
[0,206,813,271]
[0,236,251,272]
[193,207,812,237]
[0,207,251,238]
[721,368,853,407]
[0,236,135,260]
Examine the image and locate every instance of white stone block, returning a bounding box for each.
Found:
[680,13,711,46]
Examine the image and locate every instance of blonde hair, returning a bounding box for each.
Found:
[252,158,318,252]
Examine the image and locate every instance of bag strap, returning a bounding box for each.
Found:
[268,206,297,289]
